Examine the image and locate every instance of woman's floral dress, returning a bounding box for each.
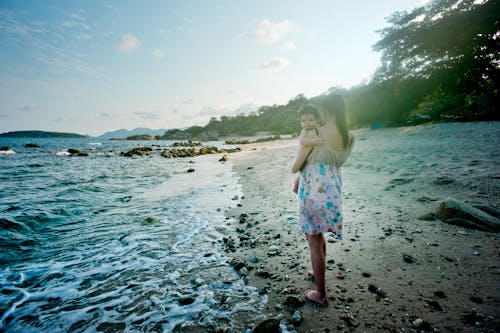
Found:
[298,162,343,239]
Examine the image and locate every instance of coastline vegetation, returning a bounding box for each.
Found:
[158,0,498,140]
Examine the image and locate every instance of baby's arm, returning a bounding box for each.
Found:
[300,129,322,147]
[291,145,312,173]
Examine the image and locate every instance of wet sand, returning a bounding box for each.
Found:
[225,122,499,332]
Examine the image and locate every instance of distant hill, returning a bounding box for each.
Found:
[0,130,88,138]
[96,128,169,140]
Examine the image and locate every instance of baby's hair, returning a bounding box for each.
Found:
[298,104,321,121]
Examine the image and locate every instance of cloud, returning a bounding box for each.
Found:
[17,105,33,112]
[181,99,192,104]
[117,34,141,54]
[226,89,238,95]
[249,19,294,44]
[133,111,160,120]
[151,48,164,58]
[257,57,289,70]
[284,41,296,50]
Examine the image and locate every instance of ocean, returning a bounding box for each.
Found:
[0,138,266,332]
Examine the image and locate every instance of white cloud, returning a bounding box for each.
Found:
[152,48,164,58]
[284,41,296,50]
[133,111,160,120]
[257,57,289,70]
[116,34,141,54]
[250,19,294,44]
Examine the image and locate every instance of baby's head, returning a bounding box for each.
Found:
[298,104,321,131]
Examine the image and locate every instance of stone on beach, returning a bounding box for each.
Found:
[252,318,280,333]
[436,198,500,232]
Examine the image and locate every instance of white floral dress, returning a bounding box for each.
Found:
[298,162,344,239]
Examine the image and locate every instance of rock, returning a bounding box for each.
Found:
[120,147,153,157]
[413,318,424,328]
[68,148,81,155]
[470,296,483,304]
[219,155,228,162]
[96,322,126,332]
[436,198,500,232]
[142,216,160,225]
[434,290,446,298]
[255,270,271,278]
[474,204,500,218]
[290,310,302,324]
[418,212,436,221]
[178,295,196,306]
[25,143,40,148]
[0,146,10,151]
[267,245,280,256]
[283,296,305,309]
[368,284,386,298]
[253,318,280,333]
[187,168,195,173]
[403,254,416,264]
[77,152,89,156]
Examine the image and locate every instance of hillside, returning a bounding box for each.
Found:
[0,131,87,138]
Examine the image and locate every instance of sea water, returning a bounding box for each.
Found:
[0,138,265,332]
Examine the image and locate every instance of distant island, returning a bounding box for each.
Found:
[0,131,88,138]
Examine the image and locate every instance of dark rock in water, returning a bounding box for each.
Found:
[0,146,10,151]
[253,318,280,333]
[474,204,500,219]
[436,198,500,232]
[120,147,153,157]
[77,152,89,156]
[178,295,196,306]
[187,168,195,173]
[68,148,80,155]
[142,216,160,225]
[96,322,126,332]
[25,143,40,148]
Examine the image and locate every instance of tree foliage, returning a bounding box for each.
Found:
[161,0,498,140]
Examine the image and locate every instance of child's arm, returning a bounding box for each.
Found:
[291,145,312,173]
[300,129,322,147]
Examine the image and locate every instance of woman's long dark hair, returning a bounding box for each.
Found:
[322,94,350,148]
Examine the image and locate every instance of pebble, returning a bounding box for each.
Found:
[413,318,423,327]
[290,310,302,324]
[267,245,280,256]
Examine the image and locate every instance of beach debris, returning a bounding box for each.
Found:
[25,143,40,148]
[283,295,305,310]
[435,198,500,232]
[290,310,302,324]
[368,284,387,299]
[252,318,280,333]
[340,312,356,326]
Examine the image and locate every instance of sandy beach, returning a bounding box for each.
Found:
[225,122,499,332]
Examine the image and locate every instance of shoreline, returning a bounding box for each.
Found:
[224,123,499,332]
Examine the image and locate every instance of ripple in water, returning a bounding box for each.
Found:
[0,139,266,332]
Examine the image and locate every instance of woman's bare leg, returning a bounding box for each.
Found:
[305,234,328,305]
[308,236,326,277]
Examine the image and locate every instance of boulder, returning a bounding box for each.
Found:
[25,143,41,148]
[436,198,500,232]
[68,148,81,155]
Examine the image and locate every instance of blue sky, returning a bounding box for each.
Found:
[0,0,426,136]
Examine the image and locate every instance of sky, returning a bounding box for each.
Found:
[0,0,427,136]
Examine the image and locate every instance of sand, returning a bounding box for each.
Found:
[225,122,499,333]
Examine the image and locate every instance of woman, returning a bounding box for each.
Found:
[293,94,354,305]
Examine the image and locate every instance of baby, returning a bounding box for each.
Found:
[292,104,323,193]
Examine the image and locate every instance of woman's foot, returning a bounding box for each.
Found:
[304,290,328,306]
